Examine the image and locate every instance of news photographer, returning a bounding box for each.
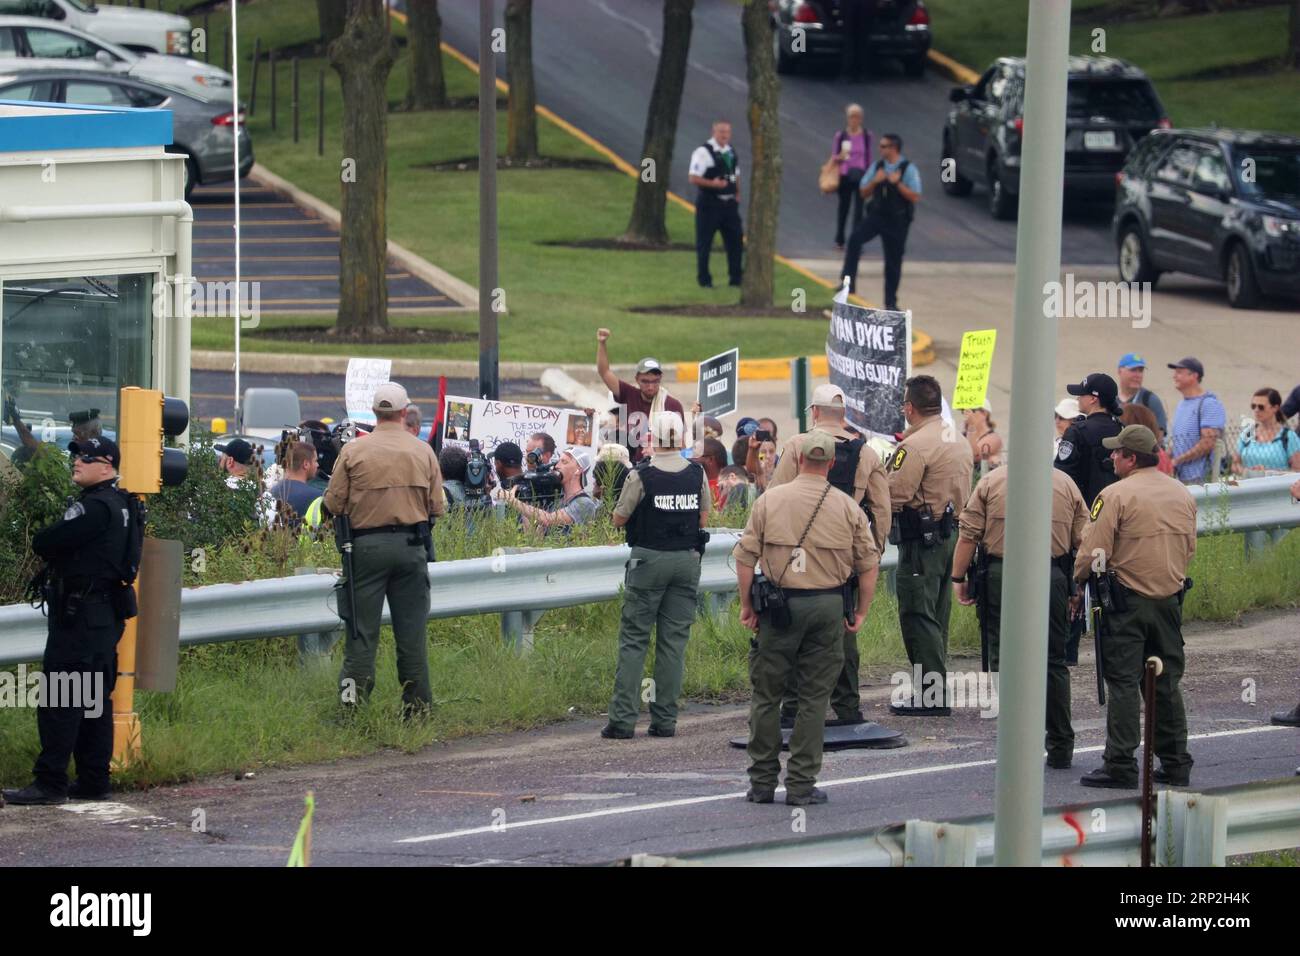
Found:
[503,446,598,535]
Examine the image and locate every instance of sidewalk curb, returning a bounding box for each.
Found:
[194,350,641,383]
[248,163,479,311]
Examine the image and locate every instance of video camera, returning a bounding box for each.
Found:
[503,450,563,505]
[464,439,491,501]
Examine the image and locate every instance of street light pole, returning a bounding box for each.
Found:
[993,0,1072,867]
[478,0,500,401]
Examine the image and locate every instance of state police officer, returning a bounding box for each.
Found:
[735,431,880,806]
[324,383,445,717]
[1075,425,1197,789]
[886,375,972,716]
[952,465,1088,766]
[3,437,142,805]
[604,411,711,739]
[769,383,890,726]
[1056,372,1124,506]
[688,120,743,288]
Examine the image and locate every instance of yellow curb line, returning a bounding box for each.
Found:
[926,48,982,87]
[425,23,935,368]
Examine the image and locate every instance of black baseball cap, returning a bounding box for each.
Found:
[1167,356,1205,379]
[69,436,120,469]
[1066,372,1119,405]
[216,438,255,466]
[493,441,523,467]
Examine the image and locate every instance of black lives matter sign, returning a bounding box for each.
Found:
[697,347,739,417]
[825,301,910,436]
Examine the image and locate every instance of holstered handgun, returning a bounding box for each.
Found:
[751,571,790,629]
[695,528,711,559]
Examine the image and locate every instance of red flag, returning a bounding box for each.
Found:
[430,375,447,452]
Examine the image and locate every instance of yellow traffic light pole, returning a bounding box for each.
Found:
[112,386,188,769]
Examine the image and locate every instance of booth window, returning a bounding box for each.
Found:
[1,274,152,464]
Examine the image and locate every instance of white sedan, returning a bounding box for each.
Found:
[0,15,229,96]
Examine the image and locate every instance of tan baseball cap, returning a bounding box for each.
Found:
[1102,424,1158,455]
[802,430,836,462]
[372,382,410,412]
[807,383,845,410]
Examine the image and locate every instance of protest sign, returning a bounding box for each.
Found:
[951,329,997,410]
[344,358,392,424]
[697,348,739,418]
[824,299,911,436]
[441,395,594,459]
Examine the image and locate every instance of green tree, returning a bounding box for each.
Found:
[405,0,448,110]
[623,0,694,245]
[739,0,781,308]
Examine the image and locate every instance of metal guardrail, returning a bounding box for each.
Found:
[0,475,1296,667]
[623,777,1300,867]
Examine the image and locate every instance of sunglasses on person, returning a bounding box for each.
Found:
[74,454,111,465]
[1250,403,1270,411]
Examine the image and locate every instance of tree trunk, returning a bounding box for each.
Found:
[1289,0,1300,69]
[505,0,539,161]
[740,0,781,308]
[330,0,398,334]
[317,0,348,46]
[405,0,448,110]
[623,0,694,246]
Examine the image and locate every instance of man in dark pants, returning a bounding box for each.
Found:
[953,465,1088,766]
[688,120,743,288]
[324,382,446,717]
[841,133,921,310]
[1075,425,1198,789]
[3,437,141,805]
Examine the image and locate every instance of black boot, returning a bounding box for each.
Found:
[1271,702,1300,727]
[1,783,67,806]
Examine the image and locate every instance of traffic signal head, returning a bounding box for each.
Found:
[118,387,189,493]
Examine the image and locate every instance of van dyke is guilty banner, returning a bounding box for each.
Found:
[825,299,912,437]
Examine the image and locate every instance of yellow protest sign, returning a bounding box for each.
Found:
[952,329,998,410]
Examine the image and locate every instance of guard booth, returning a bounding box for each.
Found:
[0,100,191,467]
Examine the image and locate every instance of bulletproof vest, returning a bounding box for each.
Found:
[698,142,739,203]
[55,480,142,588]
[827,436,865,498]
[626,463,704,551]
[1081,413,1123,504]
[867,159,914,223]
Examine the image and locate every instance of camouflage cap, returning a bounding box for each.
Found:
[1102,424,1158,455]
[802,430,836,462]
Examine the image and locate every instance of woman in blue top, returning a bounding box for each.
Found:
[1232,387,1300,476]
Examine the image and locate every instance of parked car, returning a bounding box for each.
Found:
[0,68,251,197]
[239,388,303,442]
[943,55,1169,219]
[0,15,230,96]
[1113,128,1300,309]
[0,0,190,56]
[771,0,931,77]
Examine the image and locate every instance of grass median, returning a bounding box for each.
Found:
[925,0,1300,135]
[1,513,1295,791]
[181,0,831,364]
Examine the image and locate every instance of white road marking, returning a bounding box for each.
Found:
[59,801,174,828]
[396,724,1289,845]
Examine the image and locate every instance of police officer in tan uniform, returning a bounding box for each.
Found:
[1073,424,1197,789]
[734,431,880,806]
[886,375,972,715]
[324,383,446,716]
[952,466,1088,766]
[770,383,890,726]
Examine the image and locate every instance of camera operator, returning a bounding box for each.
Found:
[491,442,525,502]
[266,439,320,530]
[504,447,598,534]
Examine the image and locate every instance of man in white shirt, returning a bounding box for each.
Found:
[688,120,743,289]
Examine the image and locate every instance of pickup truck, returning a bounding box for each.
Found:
[0,0,190,56]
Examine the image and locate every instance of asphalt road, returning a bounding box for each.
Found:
[1,608,1296,866]
[436,0,1116,264]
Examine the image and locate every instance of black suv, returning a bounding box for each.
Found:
[1113,128,1300,309]
[771,0,931,77]
[943,56,1168,219]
